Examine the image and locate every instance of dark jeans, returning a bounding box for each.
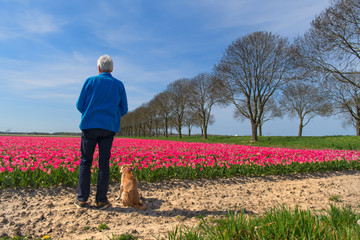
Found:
[77,128,115,203]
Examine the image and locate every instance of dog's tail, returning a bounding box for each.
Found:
[134,202,147,210]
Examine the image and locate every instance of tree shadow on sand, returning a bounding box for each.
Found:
[134,170,358,191]
[101,197,255,218]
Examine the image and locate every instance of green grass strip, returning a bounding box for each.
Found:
[162,204,360,240]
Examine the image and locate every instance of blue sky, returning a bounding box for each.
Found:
[0,0,354,136]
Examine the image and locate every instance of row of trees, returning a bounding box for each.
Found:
[120,74,223,139]
[120,0,360,141]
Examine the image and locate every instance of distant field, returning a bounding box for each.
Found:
[1,133,359,150]
[135,135,360,150]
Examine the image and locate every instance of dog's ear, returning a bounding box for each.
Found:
[120,165,126,173]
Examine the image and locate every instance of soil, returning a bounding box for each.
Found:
[0,170,359,240]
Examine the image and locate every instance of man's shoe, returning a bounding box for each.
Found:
[96,200,111,209]
[74,200,87,208]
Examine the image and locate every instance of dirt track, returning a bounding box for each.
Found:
[0,170,359,239]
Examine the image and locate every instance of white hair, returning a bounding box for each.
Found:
[97,55,113,72]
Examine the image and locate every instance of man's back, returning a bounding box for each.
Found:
[76,72,128,132]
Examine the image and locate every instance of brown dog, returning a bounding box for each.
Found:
[118,165,146,210]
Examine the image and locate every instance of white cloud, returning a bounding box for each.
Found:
[79,1,150,49]
[0,6,65,40]
[0,52,188,106]
[0,53,94,102]
[17,9,61,34]
[113,55,188,84]
[26,92,79,101]
[93,25,149,49]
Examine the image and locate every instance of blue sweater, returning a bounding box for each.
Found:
[76,72,128,132]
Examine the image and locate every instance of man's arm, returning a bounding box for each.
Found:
[76,80,89,114]
[119,86,128,117]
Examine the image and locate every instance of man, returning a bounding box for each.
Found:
[75,55,128,209]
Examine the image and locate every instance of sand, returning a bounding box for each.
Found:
[0,170,359,240]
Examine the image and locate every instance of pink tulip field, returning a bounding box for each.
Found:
[0,135,359,188]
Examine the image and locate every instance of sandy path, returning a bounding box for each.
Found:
[1,170,359,240]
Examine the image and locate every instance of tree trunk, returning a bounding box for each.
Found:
[258,124,262,137]
[356,119,360,136]
[203,125,208,140]
[165,117,168,138]
[251,122,258,142]
[137,125,141,137]
[298,118,303,137]
[178,125,182,138]
[142,123,146,137]
[203,118,208,140]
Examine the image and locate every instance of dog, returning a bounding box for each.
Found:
[118,164,146,210]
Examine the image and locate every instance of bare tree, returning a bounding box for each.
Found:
[120,111,135,137]
[297,0,360,88]
[132,105,147,137]
[233,97,283,136]
[216,31,292,141]
[183,110,198,136]
[139,103,156,137]
[324,76,360,135]
[148,95,166,137]
[188,73,224,139]
[151,91,173,138]
[167,78,191,138]
[279,82,332,136]
[259,98,283,136]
